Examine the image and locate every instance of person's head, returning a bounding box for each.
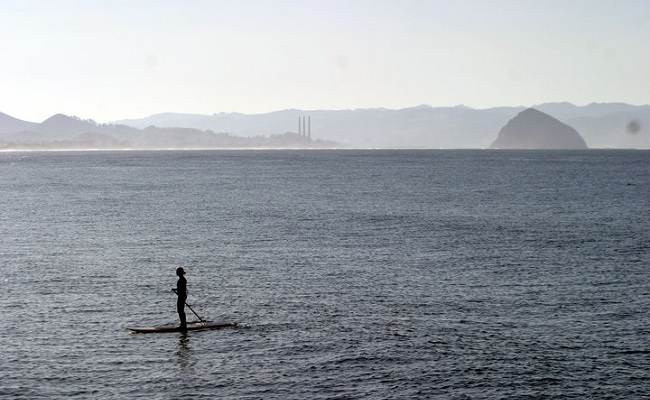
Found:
[176,267,185,277]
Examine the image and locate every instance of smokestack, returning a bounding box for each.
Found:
[302,116,306,137]
[308,116,311,139]
[298,116,302,135]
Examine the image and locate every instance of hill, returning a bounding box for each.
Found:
[0,112,38,133]
[491,108,588,149]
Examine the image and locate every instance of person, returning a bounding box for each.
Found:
[172,267,187,331]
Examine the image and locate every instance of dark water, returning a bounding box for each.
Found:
[1,150,648,399]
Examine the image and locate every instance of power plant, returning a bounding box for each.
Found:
[298,116,311,139]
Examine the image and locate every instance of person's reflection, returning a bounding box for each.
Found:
[176,333,194,373]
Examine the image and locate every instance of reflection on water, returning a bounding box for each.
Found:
[176,333,194,373]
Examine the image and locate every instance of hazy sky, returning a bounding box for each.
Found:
[1,0,649,123]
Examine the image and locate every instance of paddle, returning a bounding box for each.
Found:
[184,301,207,323]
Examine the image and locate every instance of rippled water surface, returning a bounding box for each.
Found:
[1,150,648,399]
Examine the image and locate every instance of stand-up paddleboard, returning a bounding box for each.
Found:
[127,321,237,334]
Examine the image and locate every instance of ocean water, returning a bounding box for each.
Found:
[0,149,648,399]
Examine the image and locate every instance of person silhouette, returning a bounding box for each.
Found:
[172,267,187,331]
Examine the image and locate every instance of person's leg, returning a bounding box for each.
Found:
[177,298,187,330]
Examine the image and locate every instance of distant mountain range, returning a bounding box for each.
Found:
[0,112,333,150]
[114,102,650,149]
[1,102,649,149]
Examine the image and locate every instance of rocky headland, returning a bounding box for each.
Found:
[491,108,588,149]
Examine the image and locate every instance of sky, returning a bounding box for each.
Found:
[1,0,649,123]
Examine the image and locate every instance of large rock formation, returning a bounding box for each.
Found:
[491,108,588,149]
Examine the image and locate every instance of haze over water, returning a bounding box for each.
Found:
[1,149,648,399]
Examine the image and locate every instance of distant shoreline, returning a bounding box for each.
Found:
[2,147,646,153]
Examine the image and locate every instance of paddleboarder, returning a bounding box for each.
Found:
[172,267,187,331]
